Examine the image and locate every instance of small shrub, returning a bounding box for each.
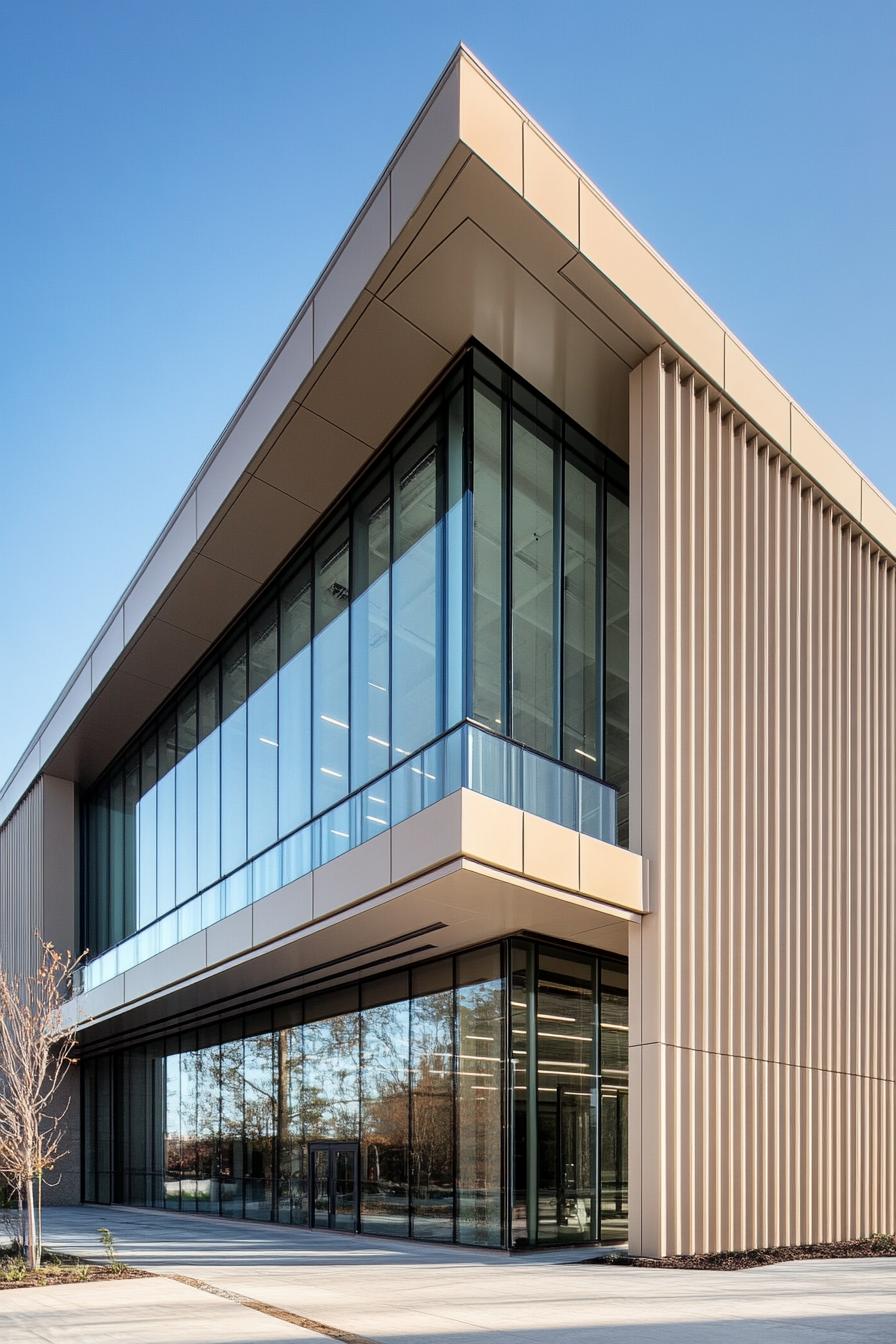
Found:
[97,1226,123,1275]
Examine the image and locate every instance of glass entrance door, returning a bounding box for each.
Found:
[309,1143,359,1232]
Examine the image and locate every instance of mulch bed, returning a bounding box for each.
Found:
[0,1248,148,1290]
[588,1235,896,1270]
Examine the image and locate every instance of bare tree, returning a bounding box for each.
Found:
[0,940,81,1269]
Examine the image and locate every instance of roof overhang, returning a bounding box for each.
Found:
[3,44,892,822]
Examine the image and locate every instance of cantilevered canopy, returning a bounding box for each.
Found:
[2,44,887,822]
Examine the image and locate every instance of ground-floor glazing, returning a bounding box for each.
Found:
[81,936,628,1247]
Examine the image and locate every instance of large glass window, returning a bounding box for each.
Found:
[563,456,601,774]
[221,635,248,877]
[136,736,157,932]
[156,715,176,915]
[244,1027,275,1220]
[360,975,409,1236]
[313,524,351,815]
[81,346,628,967]
[599,962,628,1241]
[471,381,504,732]
[175,690,198,905]
[410,961,454,1240]
[81,939,626,1247]
[510,407,557,757]
[534,947,597,1244]
[303,991,360,1141]
[456,945,504,1246]
[196,668,221,891]
[219,1025,244,1218]
[351,481,391,788]
[392,424,441,760]
[604,488,630,845]
[278,565,312,837]
[247,603,279,857]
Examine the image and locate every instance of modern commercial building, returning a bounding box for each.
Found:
[1,46,894,1257]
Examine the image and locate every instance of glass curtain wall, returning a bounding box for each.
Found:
[509,940,627,1246]
[83,945,505,1246]
[81,347,628,963]
[82,939,627,1246]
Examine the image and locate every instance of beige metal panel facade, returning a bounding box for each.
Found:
[0,772,77,977]
[0,776,44,978]
[629,347,896,1256]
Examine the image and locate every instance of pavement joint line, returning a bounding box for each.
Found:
[167,1273,380,1344]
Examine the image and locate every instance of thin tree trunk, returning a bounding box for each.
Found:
[16,1187,24,1253]
[25,1177,37,1271]
[37,1169,43,1265]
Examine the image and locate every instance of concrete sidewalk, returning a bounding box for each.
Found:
[0,1274,326,1343]
[42,1204,896,1342]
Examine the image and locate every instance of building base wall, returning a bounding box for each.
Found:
[630,1040,896,1257]
[44,1067,81,1206]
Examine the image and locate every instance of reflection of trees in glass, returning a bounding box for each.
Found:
[244,1034,275,1141]
[411,991,453,1206]
[194,1047,219,1180]
[218,1039,243,1181]
[361,1002,409,1213]
[303,1013,360,1140]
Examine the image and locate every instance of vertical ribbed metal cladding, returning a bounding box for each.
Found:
[629,349,896,1257]
[0,776,44,980]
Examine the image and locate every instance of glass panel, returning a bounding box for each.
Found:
[219,1028,244,1218]
[279,566,312,836]
[164,1044,181,1210]
[361,991,409,1236]
[562,457,600,775]
[511,407,556,756]
[445,387,465,729]
[278,1025,307,1225]
[244,1031,274,1220]
[605,490,630,845]
[535,947,597,1244]
[471,381,504,731]
[351,481,391,788]
[313,523,350,813]
[319,799,351,866]
[599,963,628,1242]
[248,603,279,857]
[312,1148,329,1223]
[354,783,390,844]
[456,945,504,1246]
[510,943,533,1248]
[195,1036,220,1214]
[176,690,198,904]
[137,735,157,930]
[179,1035,199,1214]
[579,774,617,844]
[333,1147,357,1232]
[303,1005,360,1141]
[464,725,521,809]
[410,966,453,1241]
[221,634,248,875]
[392,426,439,761]
[123,753,140,938]
[156,714,177,915]
[197,668,221,890]
[282,825,314,886]
[109,770,124,945]
[521,750,577,829]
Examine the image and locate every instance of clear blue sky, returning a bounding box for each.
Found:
[1,0,894,786]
